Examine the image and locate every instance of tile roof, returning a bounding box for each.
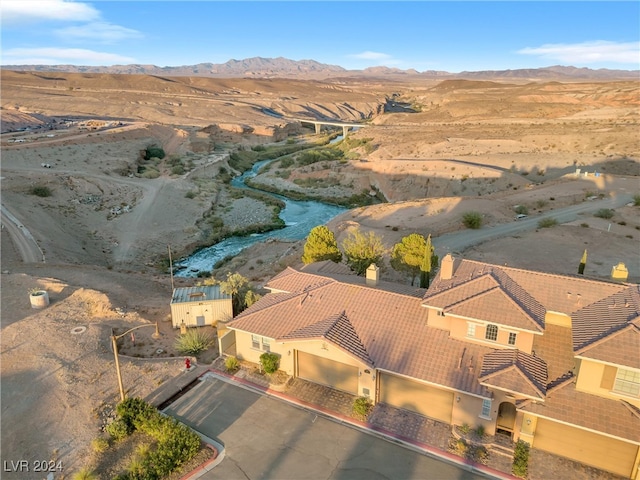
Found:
[230,267,494,396]
[479,350,548,399]
[576,324,640,369]
[519,380,640,443]
[572,285,640,353]
[280,311,374,366]
[531,324,576,386]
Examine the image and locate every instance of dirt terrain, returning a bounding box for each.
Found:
[1,70,639,477]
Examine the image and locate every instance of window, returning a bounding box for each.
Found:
[262,337,271,353]
[466,323,476,337]
[251,334,260,349]
[508,332,517,345]
[252,334,272,352]
[614,368,640,397]
[437,310,445,317]
[481,399,491,418]
[485,324,498,341]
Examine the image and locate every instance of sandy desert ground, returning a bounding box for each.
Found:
[1,70,639,477]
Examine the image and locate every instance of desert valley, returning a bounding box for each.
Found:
[1,63,639,479]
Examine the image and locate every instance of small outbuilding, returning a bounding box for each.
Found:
[170,285,232,328]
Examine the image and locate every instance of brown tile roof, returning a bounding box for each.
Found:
[532,324,576,386]
[301,260,353,276]
[479,350,548,399]
[519,380,640,443]
[426,258,631,333]
[576,324,640,369]
[281,311,374,366]
[572,285,640,353]
[230,268,494,396]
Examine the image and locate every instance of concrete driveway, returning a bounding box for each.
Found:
[164,375,489,480]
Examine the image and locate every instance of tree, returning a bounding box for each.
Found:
[341,228,385,275]
[302,225,342,264]
[419,234,437,288]
[462,211,483,229]
[391,233,438,287]
[220,272,252,316]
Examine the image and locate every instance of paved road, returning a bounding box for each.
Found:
[432,193,634,257]
[165,375,489,480]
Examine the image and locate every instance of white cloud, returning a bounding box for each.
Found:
[349,51,393,61]
[517,41,640,65]
[1,0,99,25]
[2,48,135,65]
[55,22,143,44]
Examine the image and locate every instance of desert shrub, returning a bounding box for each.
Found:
[580,223,589,228]
[225,356,239,372]
[91,437,110,453]
[538,218,558,228]
[260,352,279,374]
[174,328,214,356]
[462,211,483,229]
[474,425,485,438]
[618,221,627,225]
[30,185,52,197]
[279,157,294,168]
[459,423,471,435]
[535,199,548,209]
[72,468,98,480]
[171,164,185,175]
[512,439,530,478]
[140,168,160,179]
[633,194,640,206]
[106,418,130,441]
[184,190,196,199]
[594,208,614,219]
[352,397,373,420]
[144,145,165,160]
[514,205,528,215]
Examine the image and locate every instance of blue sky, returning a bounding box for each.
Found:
[1,1,638,72]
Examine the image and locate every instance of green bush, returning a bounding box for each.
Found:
[594,208,614,219]
[72,468,98,480]
[225,356,239,372]
[174,328,214,356]
[459,423,471,435]
[185,190,196,199]
[512,439,530,478]
[144,146,165,160]
[171,164,185,175]
[106,418,130,441]
[474,425,485,438]
[260,352,279,374]
[30,185,52,197]
[538,218,558,228]
[140,168,160,179]
[633,194,640,206]
[91,437,110,453]
[462,211,483,229]
[352,397,373,420]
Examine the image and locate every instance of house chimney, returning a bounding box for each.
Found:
[366,263,379,287]
[611,262,629,282]
[440,254,455,280]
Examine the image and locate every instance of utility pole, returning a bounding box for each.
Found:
[111,330,125,402]
[168,244,175,291]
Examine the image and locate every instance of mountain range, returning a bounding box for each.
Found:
[2,56,638,80]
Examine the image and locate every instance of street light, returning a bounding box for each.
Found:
[111,322,161,402]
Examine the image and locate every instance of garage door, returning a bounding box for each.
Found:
[297,351,358,395]
[534,418,638,478]
[379,373,453,423]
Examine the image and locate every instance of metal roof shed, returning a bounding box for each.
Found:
[170,285,232,328]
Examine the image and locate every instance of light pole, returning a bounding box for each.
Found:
[111,322,161,402]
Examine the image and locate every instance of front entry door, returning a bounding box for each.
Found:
[497,402,516,433]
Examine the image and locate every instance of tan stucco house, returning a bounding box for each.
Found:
[221,255,640,478]
[170,285,232,328]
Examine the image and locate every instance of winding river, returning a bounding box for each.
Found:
[175,158,346,276]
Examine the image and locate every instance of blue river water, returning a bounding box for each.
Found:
[175,158,346,276]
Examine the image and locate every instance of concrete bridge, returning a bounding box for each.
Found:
[292,118,366,137]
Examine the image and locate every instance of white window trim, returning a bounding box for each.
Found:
[485,324,498,342]
[479,398,492,419]
[467,323,477,337]
[613,368,640,398]
[508,331,517,346]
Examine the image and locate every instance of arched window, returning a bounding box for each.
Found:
[485,324,498,341]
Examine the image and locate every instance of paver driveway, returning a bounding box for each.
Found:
[164,375,489,480]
